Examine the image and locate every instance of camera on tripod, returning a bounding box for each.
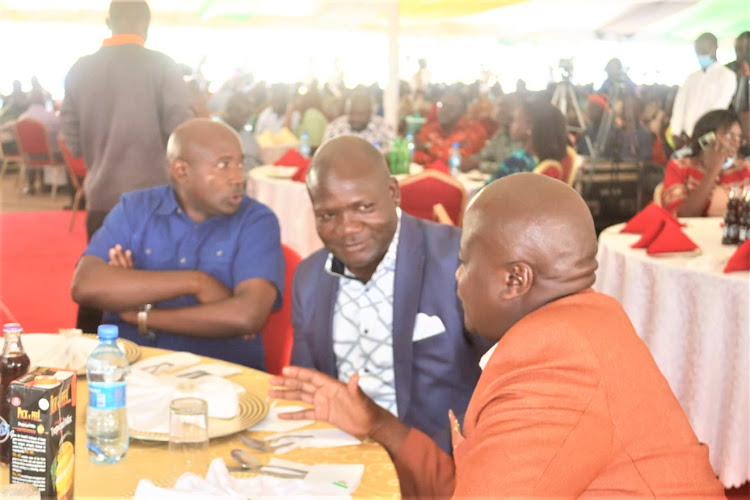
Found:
[558,58,574,79]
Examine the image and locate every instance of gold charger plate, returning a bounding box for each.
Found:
[83,334,142,374]
[129,391,268,442]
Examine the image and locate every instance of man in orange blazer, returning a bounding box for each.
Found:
[269,173,725,498]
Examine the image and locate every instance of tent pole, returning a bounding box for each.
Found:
[384,0,400,137]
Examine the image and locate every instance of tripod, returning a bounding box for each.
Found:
[551,76,594,156]
[584,79,646,213]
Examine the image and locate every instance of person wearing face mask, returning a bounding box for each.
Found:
[669,32,737,150]
[661,109,750,217]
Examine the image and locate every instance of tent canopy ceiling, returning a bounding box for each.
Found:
[0,0,747,41]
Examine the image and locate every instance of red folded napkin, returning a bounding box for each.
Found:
[646,220,698,254]
[291,165,308,183]
[724,240,750,273]
[631,220,665,249]
[621,203,680,234]
[424,160,450,175]
[273,148,310,169]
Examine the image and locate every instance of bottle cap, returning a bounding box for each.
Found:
[3,323,22,334]
[97,324,119,340]
[452,142,459,148]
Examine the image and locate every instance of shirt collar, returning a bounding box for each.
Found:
[102,34,145,47]
[155,186,182,215]
[325,208,402,283]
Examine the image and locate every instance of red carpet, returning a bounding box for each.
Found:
[0,211,87,332]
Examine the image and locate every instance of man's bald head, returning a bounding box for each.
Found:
[457,173,598,340]
[306,136,400,282]
[167,118,239,164]
[307,136,391,195]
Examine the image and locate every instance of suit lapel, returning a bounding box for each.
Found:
[392,214,425,418]
[312,255,340,377]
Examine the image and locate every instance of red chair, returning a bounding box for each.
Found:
[432,203,455,226]
[14,118,67,197]
[533,159,563,179]
[399,170,467,227]
[261,245,302,375]
[58,135,87,232]
[559,146,580,186]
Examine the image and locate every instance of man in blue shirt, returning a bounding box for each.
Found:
[71,118,284,369]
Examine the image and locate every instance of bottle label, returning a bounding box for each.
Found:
[88,381,126,410]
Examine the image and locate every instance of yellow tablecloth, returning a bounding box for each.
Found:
[1,346,401,499]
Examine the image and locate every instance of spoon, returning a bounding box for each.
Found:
[230,449,308,479]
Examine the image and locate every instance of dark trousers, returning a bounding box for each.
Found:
[75,209,110,333]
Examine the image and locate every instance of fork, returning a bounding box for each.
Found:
[238,434,314,452]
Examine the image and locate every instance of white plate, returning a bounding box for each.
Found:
[21,333,141,375]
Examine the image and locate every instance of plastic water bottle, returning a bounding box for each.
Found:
[299,132,311,158]
[449,142,461,177]
[86,324,129,464]
[406,133,415,161]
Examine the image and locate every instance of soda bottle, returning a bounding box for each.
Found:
[86,324,129,464]
[298,132,311,158]
[722,186,742,245]
[739,187,750,243]
[406,133,415,161]
[449,142,461,178]
[0,323,30,464]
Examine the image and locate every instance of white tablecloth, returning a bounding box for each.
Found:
[595,217,749,488]
[247,166,323,258]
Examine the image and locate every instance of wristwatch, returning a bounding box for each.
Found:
[137,303,156,341]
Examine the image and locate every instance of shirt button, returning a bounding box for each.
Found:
[145,249,151,255]
[363,329,369,335]
[179,257,186,264]
[177,208,182,214]
[216,250,223,257]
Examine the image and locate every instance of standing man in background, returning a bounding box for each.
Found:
[669,32,736,148]
[61,0,192,332]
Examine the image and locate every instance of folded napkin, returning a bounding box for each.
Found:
[128,369,241,434]
[646,219,699,254]
[273,149,310,169]
[132,352,201,375]
[134,457,363,499]
[424,160,450,175]
[23,334,100,373]
[248,403,315,433]
[264,428,361,455]
[724,239,750,273]
[630,219,666,249]
[621,203,680,234]
[257,128,299,148]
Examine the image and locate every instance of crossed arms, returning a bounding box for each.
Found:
[71,245,277,339]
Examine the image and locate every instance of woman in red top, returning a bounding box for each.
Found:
[662,109,750,216]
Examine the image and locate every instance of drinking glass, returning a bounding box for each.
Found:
[168,397,209,478]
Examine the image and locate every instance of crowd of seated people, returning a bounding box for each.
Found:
[3,4,749,496]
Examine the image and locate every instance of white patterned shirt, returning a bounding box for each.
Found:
[327,210,401,416]
[322,115,394,151]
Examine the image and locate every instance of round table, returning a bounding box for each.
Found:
[0,346,400,498]
[247,166,323,259]
[595,217,749,488]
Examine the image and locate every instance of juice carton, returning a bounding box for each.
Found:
[9,367,76,500]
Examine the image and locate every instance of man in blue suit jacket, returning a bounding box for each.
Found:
[290,136,491,452]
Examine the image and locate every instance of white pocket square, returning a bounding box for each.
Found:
[412,313,446,342]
